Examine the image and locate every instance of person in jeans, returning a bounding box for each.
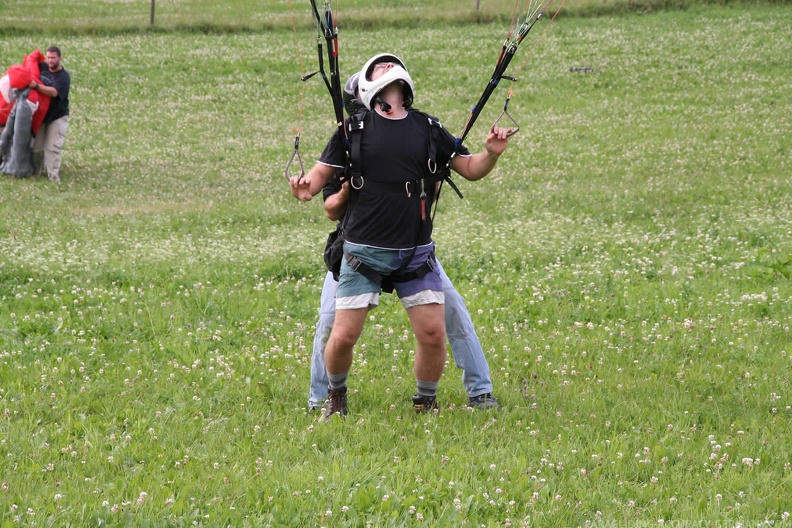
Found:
[292,54,511,420]
[309,171,499,412]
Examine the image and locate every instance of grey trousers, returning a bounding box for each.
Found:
[33,115,70,181]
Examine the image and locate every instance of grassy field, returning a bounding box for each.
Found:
[0,0,786,32]
[1,1,792,526]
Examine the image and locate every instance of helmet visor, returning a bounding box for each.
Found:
[364,54,406,81]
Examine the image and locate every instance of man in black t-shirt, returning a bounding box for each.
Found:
[290,53,512,420]
[30,46,70,183]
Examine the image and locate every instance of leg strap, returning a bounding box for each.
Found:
[344,250,436,294]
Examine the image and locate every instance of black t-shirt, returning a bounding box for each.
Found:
[39,65,70,123]
[319,110,470,250]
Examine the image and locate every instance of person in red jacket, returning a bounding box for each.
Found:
[0,50,50,143]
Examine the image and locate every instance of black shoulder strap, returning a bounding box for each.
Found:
[345,109,368,188]
[409,109,464,202]
[408,109,441,179]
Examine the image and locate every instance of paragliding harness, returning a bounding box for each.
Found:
[296,0,563,290]
[324,106,462,293]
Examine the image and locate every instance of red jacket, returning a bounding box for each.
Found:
[0,50,51,134]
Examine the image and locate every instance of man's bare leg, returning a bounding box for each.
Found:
[323,307,367,420]
[408,303,447,381]
[407,303,446,412]
[325,307,368,375]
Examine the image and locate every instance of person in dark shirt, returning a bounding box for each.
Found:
[307,73,500,413]
[29,46,70,182]
[291,53,512,420]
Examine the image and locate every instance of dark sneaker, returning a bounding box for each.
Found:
[412,394,438,414]
[468,393,500,409]
[324,387,348,421]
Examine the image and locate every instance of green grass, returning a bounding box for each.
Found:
[2,2,792,526]
[0,0,788,34]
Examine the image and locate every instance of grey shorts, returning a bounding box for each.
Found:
[336,242,445,310]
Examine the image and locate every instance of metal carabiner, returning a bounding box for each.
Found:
[285,133,305,180]
[351,174,364,190]
[427,159,437,175]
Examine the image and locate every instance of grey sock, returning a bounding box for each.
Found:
[328,371,348,390]
[416,379,438,399]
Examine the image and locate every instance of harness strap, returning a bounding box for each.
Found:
[424,112,464,201]
[442,175,464,199]
[357,178,426,195]
[347,112,365,189]
[425,115,440,175]
[346,108,453,193]
[344,250,436,294]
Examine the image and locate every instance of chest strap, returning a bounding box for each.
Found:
[355,178,429,198]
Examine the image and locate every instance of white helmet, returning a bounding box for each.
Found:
[357,53,414,111]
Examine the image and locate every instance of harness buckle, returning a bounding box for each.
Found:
[346,253,362,272]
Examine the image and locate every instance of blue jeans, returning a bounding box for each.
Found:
[308,259,494,407]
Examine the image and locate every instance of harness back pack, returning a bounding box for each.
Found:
[328,107,457,292]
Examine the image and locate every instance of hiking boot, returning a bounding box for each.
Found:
[412,394,438,414]
[324,386,348,421]
[468,393,500,409]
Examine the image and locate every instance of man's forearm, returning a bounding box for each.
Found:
[324,187,350,221]
[464,151,501,181]
[451,151,501,182]
[33,83,57,98]
[290,163,336,201]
